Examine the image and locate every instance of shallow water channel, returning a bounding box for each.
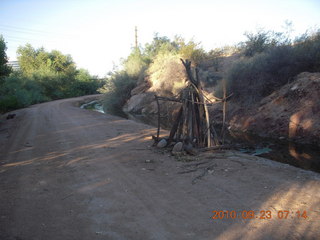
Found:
[81,101,320,173]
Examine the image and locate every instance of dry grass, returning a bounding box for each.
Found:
[147,52,187,96]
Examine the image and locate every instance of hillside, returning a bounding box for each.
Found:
[227,72,320,145]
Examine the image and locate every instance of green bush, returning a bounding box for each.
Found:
[0,35,12,83]
[123,48,148,78]
[0,95,19,112]
[174,36,206,65]
[226,30,320,103]
[102,71,136,113]
[0,73,47,112]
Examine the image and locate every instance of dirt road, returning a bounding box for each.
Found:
[1,96,319,240]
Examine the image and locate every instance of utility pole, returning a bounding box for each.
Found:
[135,26,138,49]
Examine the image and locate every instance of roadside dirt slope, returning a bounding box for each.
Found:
[0,95,319,240]
[229,72,320,145]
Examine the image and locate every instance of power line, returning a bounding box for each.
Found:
[5,35,46,41]
[4,36,63,47]
[0,27,60,38]
[0,24,78,38]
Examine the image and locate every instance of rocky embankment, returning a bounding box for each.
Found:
[228,72,320,145]
[123,72,320,146]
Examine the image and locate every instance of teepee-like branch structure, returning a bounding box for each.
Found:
[155,59,229,148]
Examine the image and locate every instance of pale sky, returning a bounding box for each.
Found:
[1,0,320,77]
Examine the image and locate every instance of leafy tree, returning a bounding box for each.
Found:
[0,35,12,84]
[123,48,148,77]
[48,50,76,75]
[241,28,291,57]
[144,34,178,59]
[174,36,206,64]
[17,44,76,76]
[1,43,100,112]
[69,69,102,96]
[16,44,40,75]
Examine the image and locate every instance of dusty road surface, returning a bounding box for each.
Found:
[1,95,320,240]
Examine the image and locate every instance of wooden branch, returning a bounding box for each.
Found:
[210,124,221,146]
[195,67,200,86]
[196,82,211,147]
[187,97,193,141]
[222,93,234,102]
[191,93,198,145]
[180,59,197,85]
[168,106,183,143]
[182,99,188,141]
[221,79,227,144]
[154,95,161,141]
[156,96,182,103]
[157,93,233,106]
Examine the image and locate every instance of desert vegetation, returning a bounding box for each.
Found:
[101,26,320,113]
[101,35,206,113]
[225,28,320,103]
[0,39,103,113]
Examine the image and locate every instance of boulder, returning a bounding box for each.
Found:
[157,139,167,148]
[172,142,183,153]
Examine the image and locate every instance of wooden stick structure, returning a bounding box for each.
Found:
[155,59,231,149]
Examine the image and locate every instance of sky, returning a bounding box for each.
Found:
[1,0,320,77]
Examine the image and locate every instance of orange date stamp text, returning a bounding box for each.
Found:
[211,210,308,220]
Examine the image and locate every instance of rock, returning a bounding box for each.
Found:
[6,113,16,120]
[157,139,167,148]
[24,142,33,147]
[172,142,183,153]
[122,93,147,113]
[130,82,151,95]
[122,92,154,113]
[183,142,198,155]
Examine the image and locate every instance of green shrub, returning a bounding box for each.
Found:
[174,36,206,65]
[0,35,12,83]
[0,73,48,112]
[226,30,320,103]
[102,71,136,113]
[0,95,19,112]
[123,48,148,78]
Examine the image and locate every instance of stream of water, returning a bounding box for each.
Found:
[81,101,320,173]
